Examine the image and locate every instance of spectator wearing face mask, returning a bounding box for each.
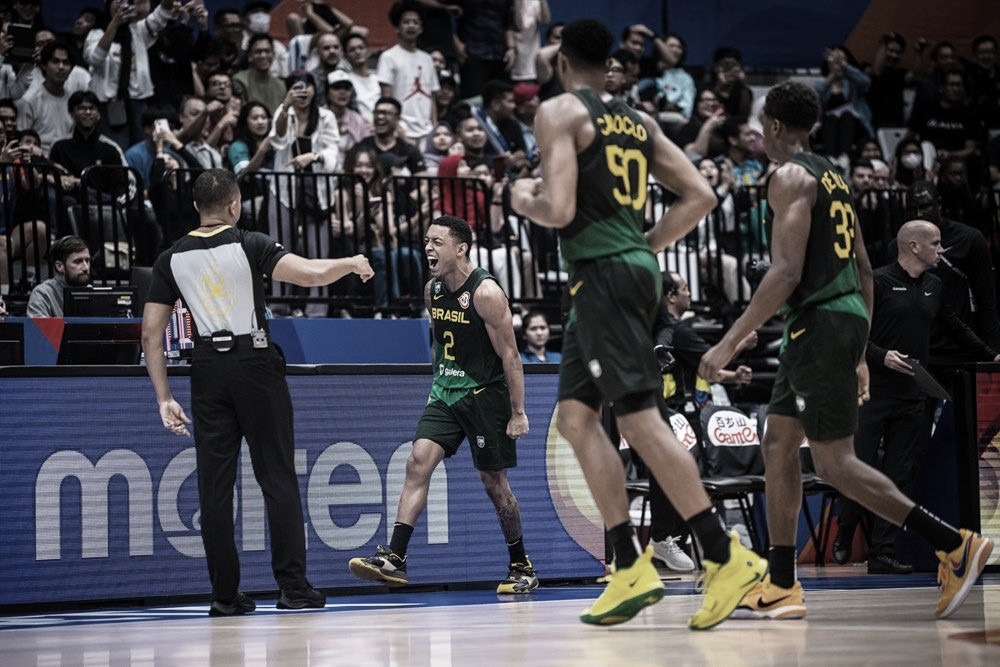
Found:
[243,1,290,77]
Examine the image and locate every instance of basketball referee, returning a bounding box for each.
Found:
[141,169,373,616]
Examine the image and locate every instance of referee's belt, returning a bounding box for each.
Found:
[196,331,269,352]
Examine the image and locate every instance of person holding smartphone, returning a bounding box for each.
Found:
[84,0,177,150]
[266,70,341,317]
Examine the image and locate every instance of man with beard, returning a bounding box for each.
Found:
[27,236,92,317]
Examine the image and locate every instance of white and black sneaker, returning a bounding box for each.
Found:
[497,558,539,594]
[349,545,408,586]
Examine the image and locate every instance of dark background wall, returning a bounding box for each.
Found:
[43,0,1000,69]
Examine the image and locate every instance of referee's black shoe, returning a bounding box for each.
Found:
[277,586,326,609]
[867,554,914,575]
[832,524,854,565]
[209,592,256,617]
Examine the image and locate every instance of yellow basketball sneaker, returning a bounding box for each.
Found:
[580,546,664,625]
[689,531,768,630]
[935,529,993,619]
[733,575,806,619]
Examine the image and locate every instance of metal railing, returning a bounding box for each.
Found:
[7,160,1000,321]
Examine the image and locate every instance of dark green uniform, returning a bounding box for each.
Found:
[767,152,871,440]
[414,267,516,471]
[558,89,663,409]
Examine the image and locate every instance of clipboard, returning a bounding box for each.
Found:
[909,359,951,401]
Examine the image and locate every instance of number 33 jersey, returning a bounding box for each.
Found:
[769,152,868,321]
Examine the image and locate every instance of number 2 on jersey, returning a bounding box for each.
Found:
[605,146,648,210]
[442,330,456,361]
[830,200,857,259]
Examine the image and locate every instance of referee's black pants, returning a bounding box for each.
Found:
[191,343,308,601]
[839,394,928,556]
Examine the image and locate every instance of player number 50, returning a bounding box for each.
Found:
[830,200,856,259]
[606,146,648,210]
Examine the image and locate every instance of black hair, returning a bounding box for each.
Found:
[243,0,272,15]
[713,46,742,65]
[819,45,859,77]
[451,103,476,128]
[78,6,105,22]
[246,32,274,53]
[213,7,243,28]
[233,100,271,154]
[931,41,955,62]
[284,70,320,135]
[431,214,473,251]
[193,169,240,213]
[521,309,550,338]
[609,48,638,68]
[344,31,368,47]
[973,34,997,52]
[141,105,177,129]
[881,32,906,50]
[763,80,820,132]
[722,115,748,140]
[67,90,100,113]
[662,271,681,295]
[0,98,17,113]
[343,143,387,196]
[375,96,403,116]
[560,19,613,69]
[905,180,940,208]
[850,158,874,174]
[545,21,564,43]
[482,80,514,109]
[17,128,40,144]
[663,32,687,67]
[39,40,72,66]
[51,236,90,265]
[620,25,646,42]
[388,1,422,28]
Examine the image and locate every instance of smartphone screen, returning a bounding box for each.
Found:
[7,23,34,67]
[492,156,506,181]
[154,118,170,134]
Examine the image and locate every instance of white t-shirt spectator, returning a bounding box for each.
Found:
[16,86,73,152]
[376,45,439,142]
[347,70,381,123]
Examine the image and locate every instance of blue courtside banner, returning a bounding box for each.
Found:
[0,370,603,606]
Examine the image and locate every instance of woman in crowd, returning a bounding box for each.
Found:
[422,121,457,176]
[673,88,727,160]
[436,154,532,300]
[228,101,274,176]
[653,32,695,130]
[267,70,340,317]
[890,137,929,187]
[336,144,421,316]
[814,45,873,165]
[694,156,749,306]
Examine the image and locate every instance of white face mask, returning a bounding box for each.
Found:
[901,153,922,170]
[247,12,270,34]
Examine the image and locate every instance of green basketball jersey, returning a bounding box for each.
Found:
[428,267,505,405]
[559,89,654,269]
[767,152,869,321]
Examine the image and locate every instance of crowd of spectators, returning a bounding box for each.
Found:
[1,0,999,327]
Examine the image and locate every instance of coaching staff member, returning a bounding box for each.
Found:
[141,169,373,616]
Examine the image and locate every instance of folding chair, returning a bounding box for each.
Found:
[699,405,766,553]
